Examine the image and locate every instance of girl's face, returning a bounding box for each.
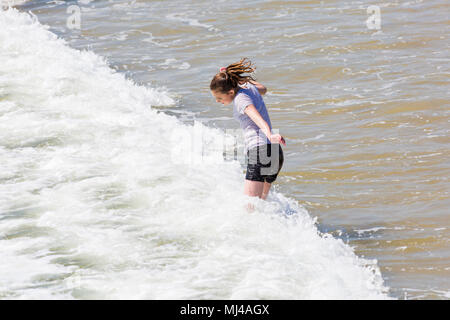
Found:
[211,89,235,106]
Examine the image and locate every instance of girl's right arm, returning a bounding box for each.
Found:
[248,80,267,95]
[244,104,286,146]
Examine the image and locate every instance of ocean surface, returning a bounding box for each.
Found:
[1,0,448,299]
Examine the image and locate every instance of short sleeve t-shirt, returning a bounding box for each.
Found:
[233,82,272,152]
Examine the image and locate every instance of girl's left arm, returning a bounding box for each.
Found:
[244,104,286,146]
[248,80,267,95]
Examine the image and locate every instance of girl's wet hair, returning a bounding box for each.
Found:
[210,58,256,94]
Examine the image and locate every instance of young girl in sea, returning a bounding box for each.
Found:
[210,58,286,201]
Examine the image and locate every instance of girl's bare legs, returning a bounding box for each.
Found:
[244,179,270,212]
[261,181,272,200]
[244,179,264,197]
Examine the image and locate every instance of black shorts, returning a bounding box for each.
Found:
[245,144,284,183]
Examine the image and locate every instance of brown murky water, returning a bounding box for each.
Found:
[12,0,450,299]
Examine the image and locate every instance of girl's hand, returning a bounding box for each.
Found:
[269,133,286,146]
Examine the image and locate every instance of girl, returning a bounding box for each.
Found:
[210,58,286,201]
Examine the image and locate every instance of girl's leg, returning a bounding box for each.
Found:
[244,179,264,197]
[243,179,264,212]
[261,181,271,200]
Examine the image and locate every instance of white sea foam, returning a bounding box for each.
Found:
[0,0,28,7]
[0,8,390,299]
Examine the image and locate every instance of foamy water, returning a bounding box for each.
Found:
[0,7,391,299]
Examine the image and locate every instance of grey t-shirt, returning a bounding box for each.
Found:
[233,82,272,152]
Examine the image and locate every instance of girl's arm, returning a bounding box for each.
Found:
[244,105,286,145]
[248,80,267,95]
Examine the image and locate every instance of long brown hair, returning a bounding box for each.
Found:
[210,58,256,94]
